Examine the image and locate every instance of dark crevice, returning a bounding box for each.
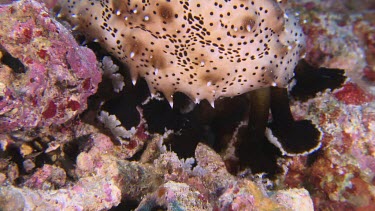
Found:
[7,144,25,176]
[109,199,139,211]
[61,135,90,165]
[306,148,323,166]
[141,96,206,159]
[142,94,248,159]
[141,97,191,133]
[0,47,26,73]
[96,58,148,130]
[151,206,168,211]
[235,126,282,177]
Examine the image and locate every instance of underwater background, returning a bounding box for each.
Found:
[0,0,374,210]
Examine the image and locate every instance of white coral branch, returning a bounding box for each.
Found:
[101,56,124,93]
[97,111,136,139]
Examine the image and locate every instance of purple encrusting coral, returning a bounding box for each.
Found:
[0,0,101,132]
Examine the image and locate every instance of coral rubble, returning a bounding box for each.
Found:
[0,136,313,210]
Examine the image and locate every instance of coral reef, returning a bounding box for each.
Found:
[0,0,374,210]
[0,134,122,210]
[289,0,375,92]
[277,0,375,209]
[1,136,313,210]
[0,0,101,133]
[281,90,375,209]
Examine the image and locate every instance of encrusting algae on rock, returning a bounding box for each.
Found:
[0,0,102,132]
[56,0,306,107]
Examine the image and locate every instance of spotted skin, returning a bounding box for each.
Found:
[58,0,305,105]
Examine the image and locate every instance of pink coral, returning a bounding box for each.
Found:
[0,0,101,132]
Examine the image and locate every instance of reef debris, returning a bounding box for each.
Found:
[0,136,314,210]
